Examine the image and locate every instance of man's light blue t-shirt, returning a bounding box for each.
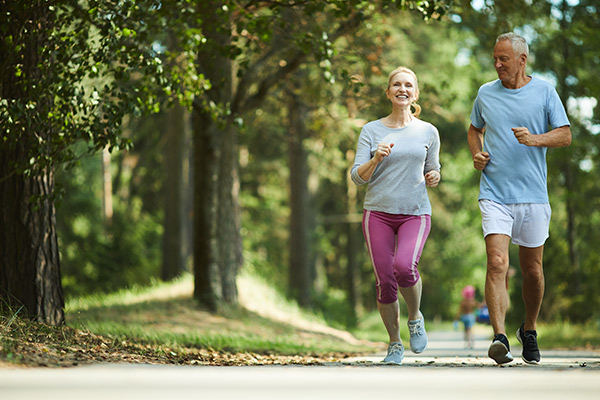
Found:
[470,77,570,204]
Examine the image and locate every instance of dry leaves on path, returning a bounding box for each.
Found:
[0,317,362,368]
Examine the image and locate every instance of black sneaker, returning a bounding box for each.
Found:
[516,323,541,365]
[488,333,514,365]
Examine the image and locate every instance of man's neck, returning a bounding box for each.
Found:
[501,73,532,89]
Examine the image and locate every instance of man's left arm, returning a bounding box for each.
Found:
[512,125,572,148]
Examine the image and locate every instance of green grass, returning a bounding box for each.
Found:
[67,273,600,354]
[534,320,600,349]
[4,272,598,368]
[65,273,379,356]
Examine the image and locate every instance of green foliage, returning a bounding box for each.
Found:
[0,0,195,178]
[0,2,199,324]
[56,147,162,298]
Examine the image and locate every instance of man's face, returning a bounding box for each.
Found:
[493,39,525,83]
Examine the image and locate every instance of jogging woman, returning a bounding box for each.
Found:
[351,66,441,364]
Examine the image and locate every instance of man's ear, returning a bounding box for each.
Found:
[520,53,528,65]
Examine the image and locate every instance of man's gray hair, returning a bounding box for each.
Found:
[496,32,529,57]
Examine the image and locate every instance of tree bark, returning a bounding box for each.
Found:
[192,108,222,310]
[0,4,64,325]
[556,4,582,295]
[287,88,314,307]
[346,150,361,321]
[161,104,190,281]
[192,1,241,310]
[101,147,113,224]
[0,159,64,325]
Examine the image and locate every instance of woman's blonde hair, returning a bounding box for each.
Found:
[387,66,422,117]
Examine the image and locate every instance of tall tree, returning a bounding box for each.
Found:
[286,81,315,307]
[0,1,195,324]
[192,1,241,309]
[162,104,192,281]
[1,3,67,325]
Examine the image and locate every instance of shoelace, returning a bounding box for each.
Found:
[388,343,403,355]
[408,320,424,336]
[523,332,538,349]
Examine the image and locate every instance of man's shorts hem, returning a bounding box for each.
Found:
[483,231,547,248]
[479,200,550,248]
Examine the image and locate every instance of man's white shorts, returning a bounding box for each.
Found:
[479,199,551,248]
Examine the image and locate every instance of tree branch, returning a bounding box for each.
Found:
[234,10,366,114]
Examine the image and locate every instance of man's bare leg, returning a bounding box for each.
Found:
[519,245,545,331]
[485,234,514,364]
[485,234,511,335]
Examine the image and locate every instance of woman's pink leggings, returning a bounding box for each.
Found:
[362,210,431,304]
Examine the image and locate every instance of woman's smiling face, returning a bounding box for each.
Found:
[386,71,418,107]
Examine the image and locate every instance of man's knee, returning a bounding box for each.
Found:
[522,263,544,282]
[485,234,510,276]
[487,251,509,276]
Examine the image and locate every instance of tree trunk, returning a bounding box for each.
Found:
[0,4,64,325]
[101,147,113,224]
[563,156,582,294]
[0,151,65,325]
[192,1,241,310]
[556,6,582,294]
[346,150,361,321]
[217,123,242,304]
[161,104,190,281]
[287,89,314,307]
[192,109,221,310]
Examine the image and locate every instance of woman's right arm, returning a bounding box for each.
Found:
[355,143,393,181]
[350,128,393,185]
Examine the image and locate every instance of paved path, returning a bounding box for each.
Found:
[2,327,599,400]
[343,325,600,369]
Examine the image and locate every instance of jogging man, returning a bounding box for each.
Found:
[467,32,571,365]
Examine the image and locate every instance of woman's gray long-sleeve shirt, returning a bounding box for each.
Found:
[350,118,441,215]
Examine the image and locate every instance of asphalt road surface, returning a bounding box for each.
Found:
[2,327,599,400]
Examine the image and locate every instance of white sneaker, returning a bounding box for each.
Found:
[383,342,404,365]
[408,313,428,353]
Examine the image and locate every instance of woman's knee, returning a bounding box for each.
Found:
[377,281,399,303]
[397,269,420,288]
[392,258,420,287]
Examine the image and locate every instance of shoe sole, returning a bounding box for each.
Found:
[521,357,540,365]
[488,341,514,364]
[516,327,541,365]
[410,337,427,354]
